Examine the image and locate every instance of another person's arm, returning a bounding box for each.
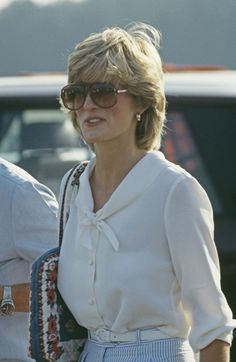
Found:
[0,181,58,315]
[12,181,58,262]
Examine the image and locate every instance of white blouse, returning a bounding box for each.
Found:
[57,151,236,352]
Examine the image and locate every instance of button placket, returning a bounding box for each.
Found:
[88,298,94,306]
[88,250,96,277]
[88,248,96,307]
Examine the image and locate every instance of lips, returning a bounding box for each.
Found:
[84,117,105,126]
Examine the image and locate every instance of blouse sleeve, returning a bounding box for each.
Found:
[164,174,236,352]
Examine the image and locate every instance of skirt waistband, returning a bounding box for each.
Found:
[88,328,172,343]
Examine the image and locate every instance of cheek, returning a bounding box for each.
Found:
[115,97,138,122]
[72,115,85,139]
[113,102,134,120]
[115,109,136,128]
[74,113,82,129]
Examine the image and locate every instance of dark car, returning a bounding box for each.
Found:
[0,73,91,196]
[163,69,236,359]
[0,70,235,357]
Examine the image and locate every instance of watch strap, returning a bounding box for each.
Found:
[0,285,15,316]
[3,285,12,299]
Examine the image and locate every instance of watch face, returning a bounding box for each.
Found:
[0,301,15,316]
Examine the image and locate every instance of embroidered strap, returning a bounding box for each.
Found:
[59,161,88,247]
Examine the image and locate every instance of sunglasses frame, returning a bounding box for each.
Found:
[61,82,128,111]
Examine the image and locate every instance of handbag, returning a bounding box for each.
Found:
[29,162,88,362]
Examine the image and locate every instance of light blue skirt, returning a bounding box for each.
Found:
[79,337,195,362]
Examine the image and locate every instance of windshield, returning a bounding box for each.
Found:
[0,108,89,196]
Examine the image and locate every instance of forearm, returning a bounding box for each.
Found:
[200,339,230,362]
[0,283,30,313]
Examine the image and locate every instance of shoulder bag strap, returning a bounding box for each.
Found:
[59,161,89,246]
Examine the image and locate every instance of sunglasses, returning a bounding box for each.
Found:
[61,82,128,111]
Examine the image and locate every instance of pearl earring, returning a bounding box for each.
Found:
[136,113,141,122]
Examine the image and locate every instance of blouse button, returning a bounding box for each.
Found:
[88,298,94,305]
[89,259,93,266]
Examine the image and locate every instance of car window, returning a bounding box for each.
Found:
[0,113,21,159]
[162,111,222,215]
[163,101,236,217]
[0,108,90,196]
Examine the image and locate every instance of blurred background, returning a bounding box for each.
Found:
[0,0,235,76]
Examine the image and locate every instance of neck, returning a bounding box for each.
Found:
[89,140,147,212]
[92,141,147,187]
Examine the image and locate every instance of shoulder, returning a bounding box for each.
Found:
[0,157,58,210]
[149,150,194,185]
[0,157,36,189]
[149,151,210,203]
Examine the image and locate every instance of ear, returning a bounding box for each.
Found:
[136,105,150,120]
[135,96,151,116]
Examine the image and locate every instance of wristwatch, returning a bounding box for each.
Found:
[0,286,15,316]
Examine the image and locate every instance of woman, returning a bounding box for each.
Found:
[58,23,235,361]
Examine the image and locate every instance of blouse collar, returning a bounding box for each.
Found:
[74,151,167,251]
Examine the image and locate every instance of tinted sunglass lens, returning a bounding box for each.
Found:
[90,84,117,108]
[62,85,86,110]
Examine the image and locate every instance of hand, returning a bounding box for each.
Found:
[200,340,230,362]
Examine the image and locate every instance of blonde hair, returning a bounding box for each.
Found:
[64,22,166,150]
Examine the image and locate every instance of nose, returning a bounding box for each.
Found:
[82,92,98,109]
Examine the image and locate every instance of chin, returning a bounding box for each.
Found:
[81,131,98,144]
[83,135,100,144]
[82,131,110,145]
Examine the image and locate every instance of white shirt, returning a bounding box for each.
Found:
[58,151,236,352]
[0,158,58,361]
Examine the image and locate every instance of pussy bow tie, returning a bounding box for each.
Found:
[79,209,119,251]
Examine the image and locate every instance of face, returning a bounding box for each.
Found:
[73,82,141,149]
